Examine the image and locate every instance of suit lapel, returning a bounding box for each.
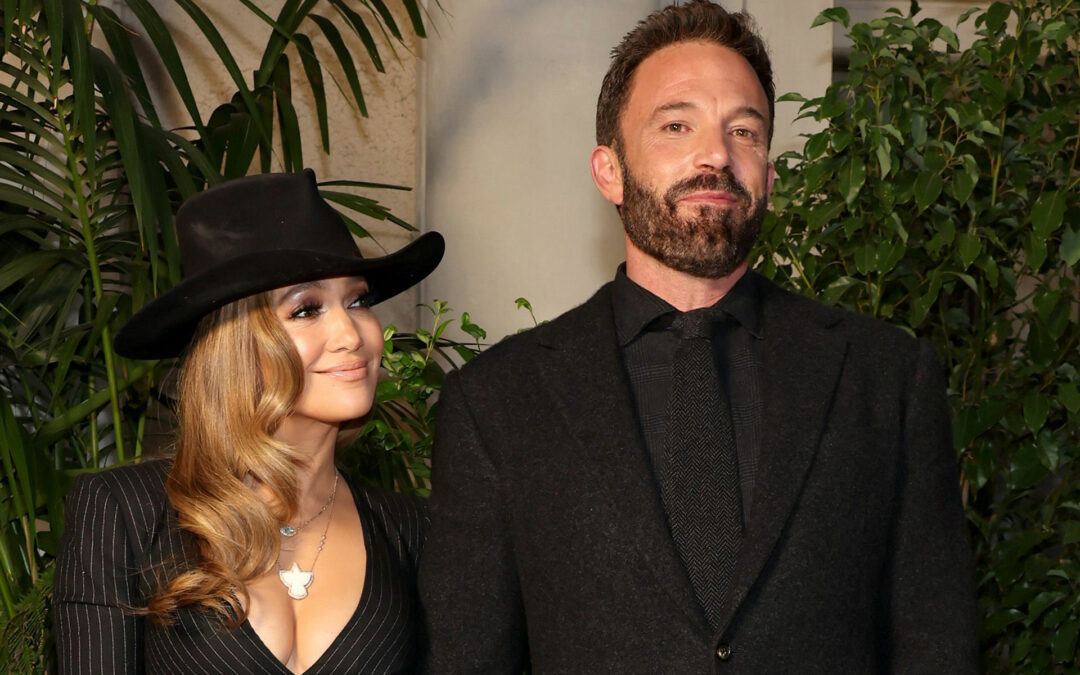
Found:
[716,277,849,633]
[534,285,710,635]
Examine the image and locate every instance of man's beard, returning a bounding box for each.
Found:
[618,157,768,279]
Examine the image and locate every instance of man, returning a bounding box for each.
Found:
[419,2,977,672]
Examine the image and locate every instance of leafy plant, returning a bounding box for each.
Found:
[758,1,1079,671]
[1,0,432,670]
[342,299,486,497]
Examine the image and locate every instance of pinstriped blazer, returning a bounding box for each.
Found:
[54,460,428,674]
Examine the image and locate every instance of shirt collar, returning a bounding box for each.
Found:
[611,263,762,346]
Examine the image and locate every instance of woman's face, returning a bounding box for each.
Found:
[272,276,383,431]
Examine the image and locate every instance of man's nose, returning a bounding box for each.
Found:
[693,128,732,173]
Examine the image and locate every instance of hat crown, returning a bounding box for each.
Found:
[177,170,360,276]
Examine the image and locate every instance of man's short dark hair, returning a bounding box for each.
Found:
[595,0,775,149]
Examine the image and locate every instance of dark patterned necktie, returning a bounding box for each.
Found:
[661,307,743,631]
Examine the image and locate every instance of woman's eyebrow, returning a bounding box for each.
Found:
[276,280,324,303]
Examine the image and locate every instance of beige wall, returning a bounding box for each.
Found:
[420,0,652,341]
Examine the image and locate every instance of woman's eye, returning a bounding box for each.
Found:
[289,303,322,319]
[348,294,372,309]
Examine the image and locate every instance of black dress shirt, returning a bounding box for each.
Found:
[612,265,764,517]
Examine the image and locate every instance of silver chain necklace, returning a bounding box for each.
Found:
[277,472,339,600]
[279,472,339,537]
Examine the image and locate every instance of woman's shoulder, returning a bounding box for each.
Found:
[66,458,172,538]
[56,458,175,601]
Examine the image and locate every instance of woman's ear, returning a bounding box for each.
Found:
[590,145,624,206]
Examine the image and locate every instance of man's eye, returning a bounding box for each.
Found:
[733,128,755,138]
[289,303,322,319]
[664,122,687,133]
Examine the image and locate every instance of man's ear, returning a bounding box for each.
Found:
[590,145,624,206]
[766,161,776,197]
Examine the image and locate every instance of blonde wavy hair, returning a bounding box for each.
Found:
[145,292,305,625]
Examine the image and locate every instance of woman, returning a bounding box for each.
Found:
[53,170,444,674]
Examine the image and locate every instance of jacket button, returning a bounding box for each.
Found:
[716,644,732,661]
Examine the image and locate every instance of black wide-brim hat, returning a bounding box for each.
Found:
[114,169,444,360]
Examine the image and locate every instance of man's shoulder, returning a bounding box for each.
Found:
[458,283,614,373]
[754,272,922,355]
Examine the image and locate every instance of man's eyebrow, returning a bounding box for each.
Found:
[648,102,769,126]
[648,100,698,122]
[731,105,768,125]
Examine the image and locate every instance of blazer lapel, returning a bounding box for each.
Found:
[717,277,849,633]
[534,285,710,635]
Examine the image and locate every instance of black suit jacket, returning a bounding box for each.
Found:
[419,273,977,674]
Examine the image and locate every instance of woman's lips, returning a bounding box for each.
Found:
[318,360,369,382]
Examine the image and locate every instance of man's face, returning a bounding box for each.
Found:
[594,40,775,279]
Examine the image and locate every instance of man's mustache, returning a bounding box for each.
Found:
[665,169,751,206]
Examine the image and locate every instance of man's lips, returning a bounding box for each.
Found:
[676,190,738,205]
[317,360,369,381]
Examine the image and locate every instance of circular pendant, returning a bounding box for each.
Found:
[280,525,297,537]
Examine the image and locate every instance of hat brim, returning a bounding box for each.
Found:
[114,231,444,360]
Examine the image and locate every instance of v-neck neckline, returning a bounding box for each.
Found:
[239,477,376,675]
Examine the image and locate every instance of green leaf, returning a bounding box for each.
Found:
[401,0,427,38]
[1059,226,1080,266]
[245,0,319,86]
[956,232,980,270]
[821,276,857,305]
[460,312,487,342]
[914,172,943,212]
[310,13,369,117]
[88,5,161,128]
[811,6,850,28]
[331,0,385,73]
[1064,522,1080,545]
[1008,443,1047,490]
[175,0,274,150]
[272,56,304,172]
[1058,383,1080,414]
[60,0,96,174]
[804,132,828,160]
[1025,231,1048,272]
[291,34,329,152]
[984,3,1011,34]
[1052,620,1079,664]
[909,112,927,147]
[948,271,977,293]
[876,240,904,274]
[35,364,154,445]
[367,0,404,41]
[839,156,866,206]
[875,138,892,178]
[1023,390,1050,434]
[124,0,208,137]
[1031,190,1066,238]
[854,243,875,276]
